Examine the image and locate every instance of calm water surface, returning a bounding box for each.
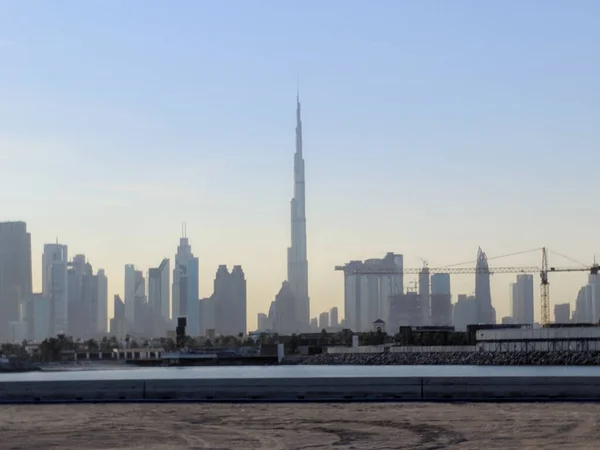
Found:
[2,365,600,382]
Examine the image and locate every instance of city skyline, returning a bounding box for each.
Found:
[1,2,600,329]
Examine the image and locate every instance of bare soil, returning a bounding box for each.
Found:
[0,403,599,449]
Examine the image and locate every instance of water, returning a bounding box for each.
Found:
[2,365,600,382]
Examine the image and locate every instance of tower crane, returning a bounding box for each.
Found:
[335,247,600,326]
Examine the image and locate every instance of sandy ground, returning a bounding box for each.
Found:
[0,403,599,449]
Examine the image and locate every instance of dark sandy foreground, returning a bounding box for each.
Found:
[1,403,599,449]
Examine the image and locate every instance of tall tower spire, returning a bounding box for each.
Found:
[287,90,310,330]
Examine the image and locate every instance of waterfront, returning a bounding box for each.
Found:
[2,402,599,449]
[3,364,600,382]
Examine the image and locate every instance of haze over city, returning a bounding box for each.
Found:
[1,1,599,331]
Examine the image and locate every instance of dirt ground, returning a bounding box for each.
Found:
[0,402,599,449]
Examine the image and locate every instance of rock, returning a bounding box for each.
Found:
[286,350,600,366]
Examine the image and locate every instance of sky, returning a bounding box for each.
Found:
[1,1,599,328]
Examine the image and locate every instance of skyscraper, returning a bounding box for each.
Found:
[330,306,339,328]
[172,229,194,321]
[430,273,452,326]
[42,243,68,335]
[0,222,32,340]
[148,258,170,322]
[511,274,534,324]
[287,92,310,330]
[475,247,496,324]
[97,269,108,334]
[210,264,247,336]
[124,264,137,327]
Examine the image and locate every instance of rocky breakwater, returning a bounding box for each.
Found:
[292,351,600,366]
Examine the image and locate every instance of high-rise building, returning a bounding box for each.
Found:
[330,306,339,328]
[287,93,310,330]
[510,274,534,324]
[110,295,126,337]
[257,313,269,331]
[30,294,51,341]
[97,269,108,334]
[318,311,329,329]
[453,294,478,331]
[172,230,198,329]
[148,258,170,322]
[209,264,246,336]
[339,253,403,332]
[124,264,137,327]
[124,265,145,334]
[42,243,68,335]
[0,222,32,340]
[67,255,100,338]
[554,303,570,323]
[430,273,452,326]
[229,265,247,335]
[186,257,200,336]
[475,247,496,324]
[273,281,298,334]
[418,267,430,325]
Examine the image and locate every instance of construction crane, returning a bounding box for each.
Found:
[335,247,600,326]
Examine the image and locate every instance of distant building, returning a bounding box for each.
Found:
[338,252,403,332]
[418,268,430,325]
[209,265,247,336]
[67,255,104,338]
[318,311,329,329]
[309,317,317,329]
[453,294,478,331]
[511,274,534,324]
[30,294,51,341]
[172,232,195,325]
[388,292,421,333]
[330,307,339,328]
[257,313,269,331]
[148,258,170,323]
[124,264,137,327]
[430,273,451,326]
[8,321,27,343]
[431,273,451,295]
[272,281,298,334]
[43,243,68,335]
[475,248,496,324]
[22,293,51,341]
[110,295,126,338]
[554,303,571,324]
[97,269,108,334]
[0,222,32,341]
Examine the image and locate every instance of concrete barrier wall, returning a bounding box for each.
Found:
[0,380,144,402]
[421,376,600,401]
[2,376,600,403]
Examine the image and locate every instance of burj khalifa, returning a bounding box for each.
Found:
[287,92,310,329]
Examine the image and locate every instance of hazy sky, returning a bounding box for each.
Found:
[1,1,599,327]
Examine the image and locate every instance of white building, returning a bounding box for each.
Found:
[42,243,68,335]
[340,253,403,332]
